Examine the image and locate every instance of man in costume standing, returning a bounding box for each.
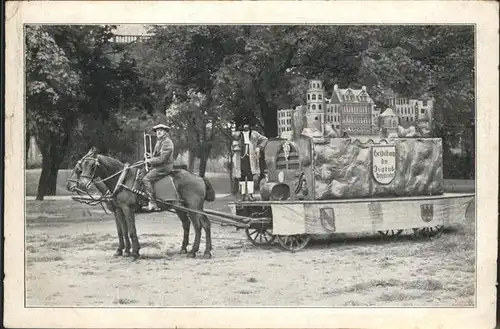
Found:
[232,122,268,200]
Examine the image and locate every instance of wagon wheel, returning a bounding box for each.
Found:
[245,227,276,246]
[377,229,404,239]
[412,225,444,239]
[276,234,311,252]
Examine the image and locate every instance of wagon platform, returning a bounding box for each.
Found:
[229,192,475,252]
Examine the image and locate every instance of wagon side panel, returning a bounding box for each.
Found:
[303,195,474,234]
[271,203,306,235]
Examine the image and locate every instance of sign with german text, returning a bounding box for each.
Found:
[372,145,396,184]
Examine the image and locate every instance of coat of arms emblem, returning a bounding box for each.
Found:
[420,204,434,222]
[282,140,291,161]
[320,207,336,232]
[372,145,396,185]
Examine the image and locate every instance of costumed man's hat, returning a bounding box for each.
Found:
[241,119,252,130]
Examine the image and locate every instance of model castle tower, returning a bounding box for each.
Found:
[379,108,399,137]
[304,80,326,136]
[307,80,326,117]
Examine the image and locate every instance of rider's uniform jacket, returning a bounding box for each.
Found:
[149,135,174,171]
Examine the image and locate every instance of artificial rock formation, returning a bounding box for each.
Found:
[313,138,444,199]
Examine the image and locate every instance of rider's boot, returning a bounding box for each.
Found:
[143,180,160,211]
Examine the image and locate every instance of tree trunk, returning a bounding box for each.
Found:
[188,150,196,172]
[36,144,63,199]
[262,106,278,138]
[198,142,213,178]
[36,154,51,200]
[256,89,278,138]
[199,153,207,177]
[35,132,70,199]
[47,152,60,195]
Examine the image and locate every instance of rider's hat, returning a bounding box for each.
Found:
[152,123,170,131]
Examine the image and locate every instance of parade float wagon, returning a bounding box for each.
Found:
[69,113,474,253]
[227,130,475,252]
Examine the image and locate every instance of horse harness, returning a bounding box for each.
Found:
[70,154,146,212]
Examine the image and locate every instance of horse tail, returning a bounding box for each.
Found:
[202,177,216,202]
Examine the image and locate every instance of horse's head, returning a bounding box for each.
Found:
[66,160,82,192]
[77,147,101,190]
[66,146,99,192]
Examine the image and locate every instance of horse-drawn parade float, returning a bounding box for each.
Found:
[67,80,475,258]
[228,102,475,252]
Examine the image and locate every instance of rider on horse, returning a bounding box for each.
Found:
[140,123,175,211]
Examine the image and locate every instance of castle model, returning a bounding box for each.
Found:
[277,79,434,139]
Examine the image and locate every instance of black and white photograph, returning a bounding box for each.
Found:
[4,1,498,328]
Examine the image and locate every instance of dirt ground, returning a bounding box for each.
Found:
[25,198,476,307]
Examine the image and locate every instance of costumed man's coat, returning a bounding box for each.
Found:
[231,128,268,176]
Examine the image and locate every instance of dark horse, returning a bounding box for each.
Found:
[67,147,215,260]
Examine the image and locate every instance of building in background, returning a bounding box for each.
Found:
[329,84,374,135]
[305,79,328,129]
[385,96,434,126]
[386,97,415,124]
[379,108,399,137]
[414,97,434,122]
[278,79,377,137]
[371,107,381,133]
[277,108,294,136]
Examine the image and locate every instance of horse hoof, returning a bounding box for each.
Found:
[123,250,131,257]
[113,250,123,257]
[202,253,212,259]
[179,249,188,254]
[131,252,140,261]
[186,252,196,258]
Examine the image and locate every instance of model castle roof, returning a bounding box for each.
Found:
[380,108,397,117]
[329,85,374,104]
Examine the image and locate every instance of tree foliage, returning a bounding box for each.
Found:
[28,24,475,195]
[133,24,474,178]
[26,25,149,199]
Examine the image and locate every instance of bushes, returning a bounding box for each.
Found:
[443,152,475,179]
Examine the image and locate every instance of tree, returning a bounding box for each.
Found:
[26,26,80,199]
[133,25,244,176]
[26,25,148,199]
[131,25,474,179]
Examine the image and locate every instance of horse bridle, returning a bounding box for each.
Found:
[79,156,100,183]
[66,161,82,188]
[66,153,100,187]
[66,154,92,188]
[66,153,114,213]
